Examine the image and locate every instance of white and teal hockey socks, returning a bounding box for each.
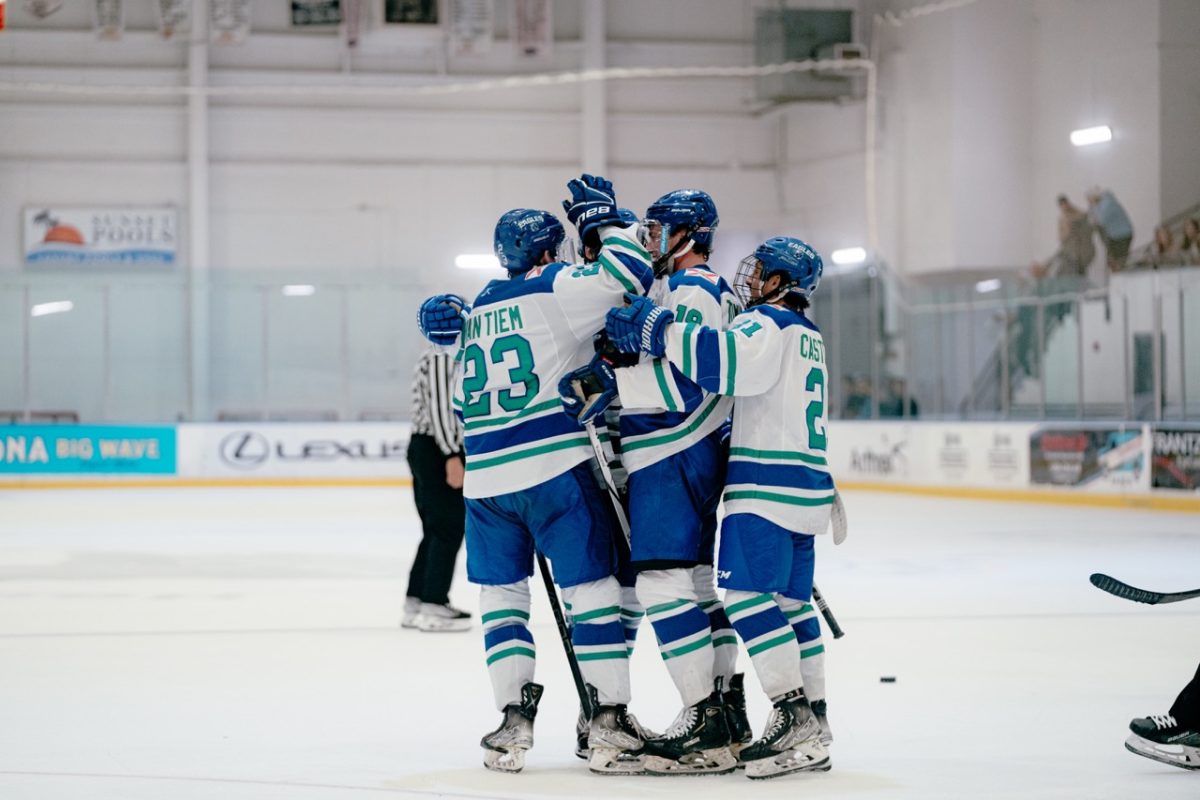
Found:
[480,581,536,711]
[638,568,716,706]
[563,576,631,705]
[693,565,738,686]
[724,590,802,700]
[620,585,644,655]
[779,594,826,702]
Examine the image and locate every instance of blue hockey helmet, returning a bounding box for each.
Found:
[645,189,719,252]
[493,208,567,275]
[734,236,823,307]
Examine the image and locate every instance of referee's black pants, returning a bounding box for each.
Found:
[405,433,466,606]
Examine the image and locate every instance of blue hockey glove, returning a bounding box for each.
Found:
[418,293,470,346]
[604,293,674,357]
[558,352,618,425]
[562,174,620,246]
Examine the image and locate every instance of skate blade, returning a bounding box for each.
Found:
[744,747,831,780]
[645,747,738,776]
[483,746,528,773]
[1125,735,1200,771]
[588,747,646,775]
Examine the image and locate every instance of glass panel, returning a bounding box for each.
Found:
[28,285,105,422]
[0,286,25,418]
[108,284,189,423]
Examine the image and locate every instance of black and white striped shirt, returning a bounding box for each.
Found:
[410,344,463,456]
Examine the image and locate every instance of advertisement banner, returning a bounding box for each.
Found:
[825,422,918,484]
[1151,427,1200,491]
[449,0,493,56]
[210,0,250,45]
[157,0,188,39]
[93,0,122,39]
[178,423,412,479]
[512,0,551,58]
[23,207,177,267]
[291,0,340,26]
[0,426,177,474]
[1029,425,1146,491]
[927,423,1032,487]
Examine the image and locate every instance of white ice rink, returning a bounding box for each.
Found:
[0,486,1197,800]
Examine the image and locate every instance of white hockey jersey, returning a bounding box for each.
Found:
[656,302,835,535]
[454,225,653,499]
[613,266,741,473]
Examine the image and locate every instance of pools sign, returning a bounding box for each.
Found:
[23,207,178,267]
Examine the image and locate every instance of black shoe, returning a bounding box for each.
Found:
[723,673,753,755]
[481,682,543,773]
[740,688,830,780]
[643,690,737,775]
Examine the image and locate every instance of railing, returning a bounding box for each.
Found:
[1,263,1198,424]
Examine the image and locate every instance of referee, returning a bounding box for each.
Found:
[403,341,470,632]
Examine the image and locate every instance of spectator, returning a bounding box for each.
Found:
[1152,224,1181,267]
[1087,187,1134,273]
[1180,218,1200,265]
[880,377,918,418]
[1055,194,1095,278]
[402,340,471,633]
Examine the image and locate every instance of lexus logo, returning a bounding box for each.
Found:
[220,432,271,469]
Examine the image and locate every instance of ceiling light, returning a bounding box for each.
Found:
[830,247,867,266]
[1070,125,1112,147]
[281,284,316,297]
[31,300,74,317]
[455,253,502,270]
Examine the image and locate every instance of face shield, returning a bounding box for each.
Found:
[733,254,765,307]
[643,220,694,276]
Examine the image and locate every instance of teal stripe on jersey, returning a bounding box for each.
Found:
[724,331,737,394]
[723,489,835,507]
[486,646,536,665]
[747,632,796,657]
[599,253,638,294]
[729,447,828,467]
[621,395,722,453]
[466,436,589,471]
[681,323,696,379]
[481,608,531,624]
[603,235,651,261]
[653,359,678,412]
[464,399,563,431]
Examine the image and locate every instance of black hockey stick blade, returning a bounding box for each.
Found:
[1090,573,1200,605]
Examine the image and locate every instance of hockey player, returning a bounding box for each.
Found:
[560,189,749,775]
[603,236,834,779]
[419,175,655,775]
[1125,661,1200,770]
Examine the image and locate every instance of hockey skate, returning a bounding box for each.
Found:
[811,698,833,746]
[414,602,471,632]
[1125,714,1200,771]
[739,689,831,780]
[586,685,647,775]
[400,596,420,629]
[574,707,589,760]
[643,690,737,776]
[480,682,543,773]
[723,673,753,758]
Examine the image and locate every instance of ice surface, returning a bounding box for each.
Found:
[0,487,1197,799]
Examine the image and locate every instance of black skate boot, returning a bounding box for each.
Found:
[586,685,646,775]
[723,673,753,758]
[1125,714,1200,771]
[480,682,543,773]
[739,688,830,780]
[810,698,833,746]
[643,689,737,776]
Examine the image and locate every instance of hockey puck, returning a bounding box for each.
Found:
[880,676,897,683]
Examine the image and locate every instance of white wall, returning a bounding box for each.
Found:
[1159,0,1200,221]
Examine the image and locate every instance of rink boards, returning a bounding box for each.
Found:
[1,420,1198,509]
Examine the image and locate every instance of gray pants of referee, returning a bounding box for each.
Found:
[405,433,466,606]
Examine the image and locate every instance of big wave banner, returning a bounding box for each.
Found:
[23,207,178,267]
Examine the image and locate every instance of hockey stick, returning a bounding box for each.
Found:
[831,491,848,545]
[536,552,593,719]
[584,419,632,546]
[1089,573,1200,605]
[811,584,845,639]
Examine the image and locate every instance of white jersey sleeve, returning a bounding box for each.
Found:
[552,225,654,340]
